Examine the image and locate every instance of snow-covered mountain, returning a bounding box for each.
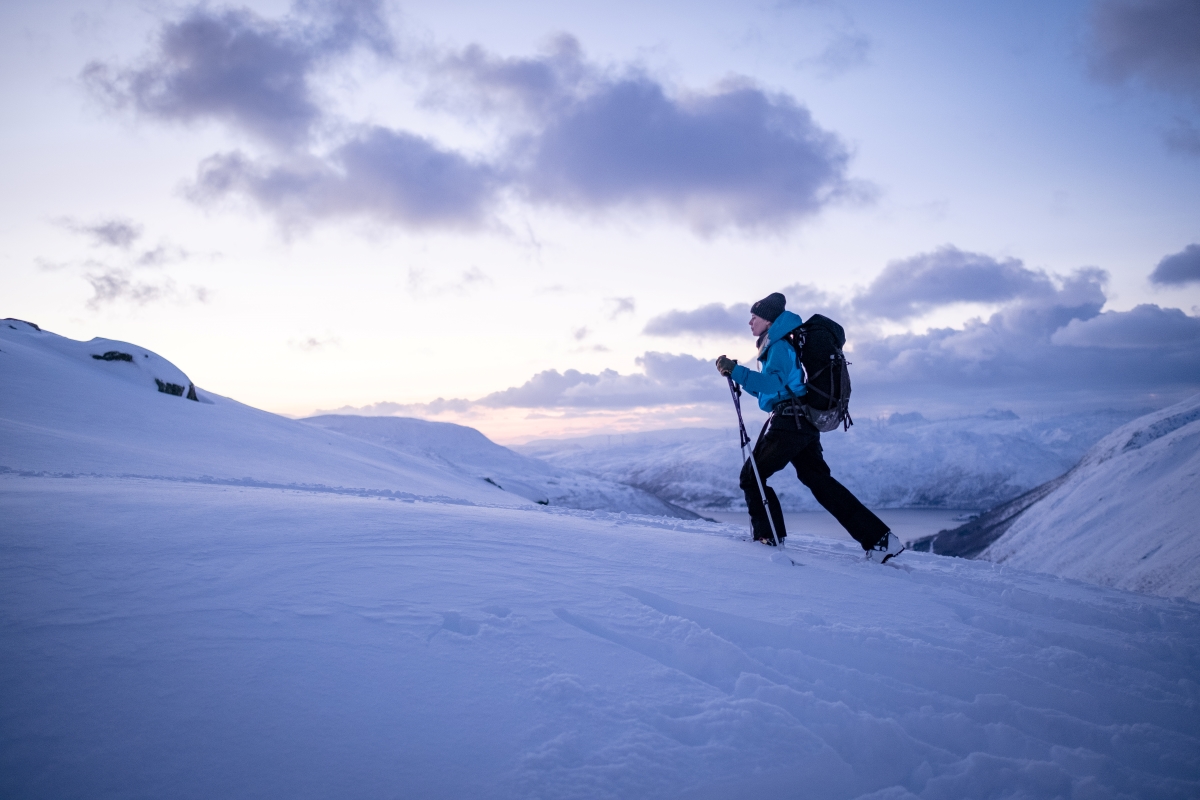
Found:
[517,408,1144,513]
[3,319,1199,798]
[0,319,693,517]
[0,319,524,506]
[303,415,697,518]
[980,393,1200,601]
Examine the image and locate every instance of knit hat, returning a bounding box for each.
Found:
[750,292,786,323]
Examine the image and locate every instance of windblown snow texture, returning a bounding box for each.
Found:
[3,320,1199,798]
[982,393,1200,601]
[517,408,1144,513]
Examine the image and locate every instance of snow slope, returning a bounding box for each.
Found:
[3,321,1199,797]
[517,408,1143,513]
[982,393,1200,601]
[0,319,521,506]
[304,414,696,518]
[3,475,1199,798]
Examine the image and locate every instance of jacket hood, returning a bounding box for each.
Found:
[768,310,803,340]
[756,310,803,360]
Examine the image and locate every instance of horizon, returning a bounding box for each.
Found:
[4,0,1199,443]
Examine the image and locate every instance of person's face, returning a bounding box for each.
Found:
[749,314,771,337]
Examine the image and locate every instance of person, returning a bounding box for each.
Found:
[715,292,905,562]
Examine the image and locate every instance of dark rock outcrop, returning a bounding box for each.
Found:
[92,351,134,362]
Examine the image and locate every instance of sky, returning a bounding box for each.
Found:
[3,0,1199,442]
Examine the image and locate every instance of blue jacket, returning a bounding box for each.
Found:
[730,310,807,413]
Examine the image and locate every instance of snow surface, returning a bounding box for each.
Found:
[0,320,526,507]
[983,393,1200,602]
[304,414,696,518]
[4,477,1200,798]
[3,320,1200,798]
[516,408,1144,513]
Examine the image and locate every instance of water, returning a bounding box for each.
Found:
[703,508,978,544]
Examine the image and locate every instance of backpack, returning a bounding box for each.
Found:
[784,314,853,432]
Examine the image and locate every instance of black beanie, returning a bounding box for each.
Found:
[750,292,786,323]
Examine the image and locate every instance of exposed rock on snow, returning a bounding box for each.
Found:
[304,415,699,518]
[980,393,1200,601]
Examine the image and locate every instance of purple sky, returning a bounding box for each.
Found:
[3,0,1198,440]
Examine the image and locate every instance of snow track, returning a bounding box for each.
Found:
[3,474,1197,799]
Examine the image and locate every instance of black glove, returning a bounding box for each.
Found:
[715,355,737,377]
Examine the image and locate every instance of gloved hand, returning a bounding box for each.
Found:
[715,355,737,377]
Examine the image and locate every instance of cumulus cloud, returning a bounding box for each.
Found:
[854,247,1054,320]
[1149,243,1200,285]
[643,303,749,337]
[321,254,1199,418]
[516,75,856,231]
[189,128,500,229]
[87,6,858,233]
[83,0,392,147]
[1051,304,1200,347]
[631,247,1199,409]
[1088,0,1200,105]
[642,284,849,338]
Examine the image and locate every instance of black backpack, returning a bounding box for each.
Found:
[784,314,853,432]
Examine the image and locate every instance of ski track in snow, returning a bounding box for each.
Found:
[3,473,1198,799]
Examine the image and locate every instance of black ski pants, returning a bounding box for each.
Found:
[739,412,889,550]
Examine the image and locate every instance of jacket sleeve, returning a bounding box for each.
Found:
[731,342,806,398]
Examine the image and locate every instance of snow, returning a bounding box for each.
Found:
[983,393,1200,602]
[3,320,1200,798]
[303,414,696,518]
[516,408,1144,513]
[0,320,527,507]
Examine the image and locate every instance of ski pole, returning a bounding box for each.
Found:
[727,376,781,547]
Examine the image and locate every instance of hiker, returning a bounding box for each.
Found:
[715,292,905,562]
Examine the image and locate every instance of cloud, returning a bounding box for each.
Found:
[290,334,341,352]
[423,34,587,122]
[625,248,1199,410]
[1088,0,1200,106]
[1149,243,1200,285]
[60,217,145,249]
[82,0,393,147]
[188,128,500,229]
[1051,303,1200,347]
[848,274,1200,402]
[605,297,637,318]
[642,284,847,338]
[854,247,1056,320]
[85,269,209,309]
[319,254,1200,419]
[804,30,872,78]
[516,74,858,231]
[643,302,749,337]
[471,353,720,409]
[89,7,858,234]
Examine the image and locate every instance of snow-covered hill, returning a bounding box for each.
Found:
[3,320,1199,798]
[0,319,521,506]
[982,393,1200,601]
[517,408,1143,513]
[304,415,697,518]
